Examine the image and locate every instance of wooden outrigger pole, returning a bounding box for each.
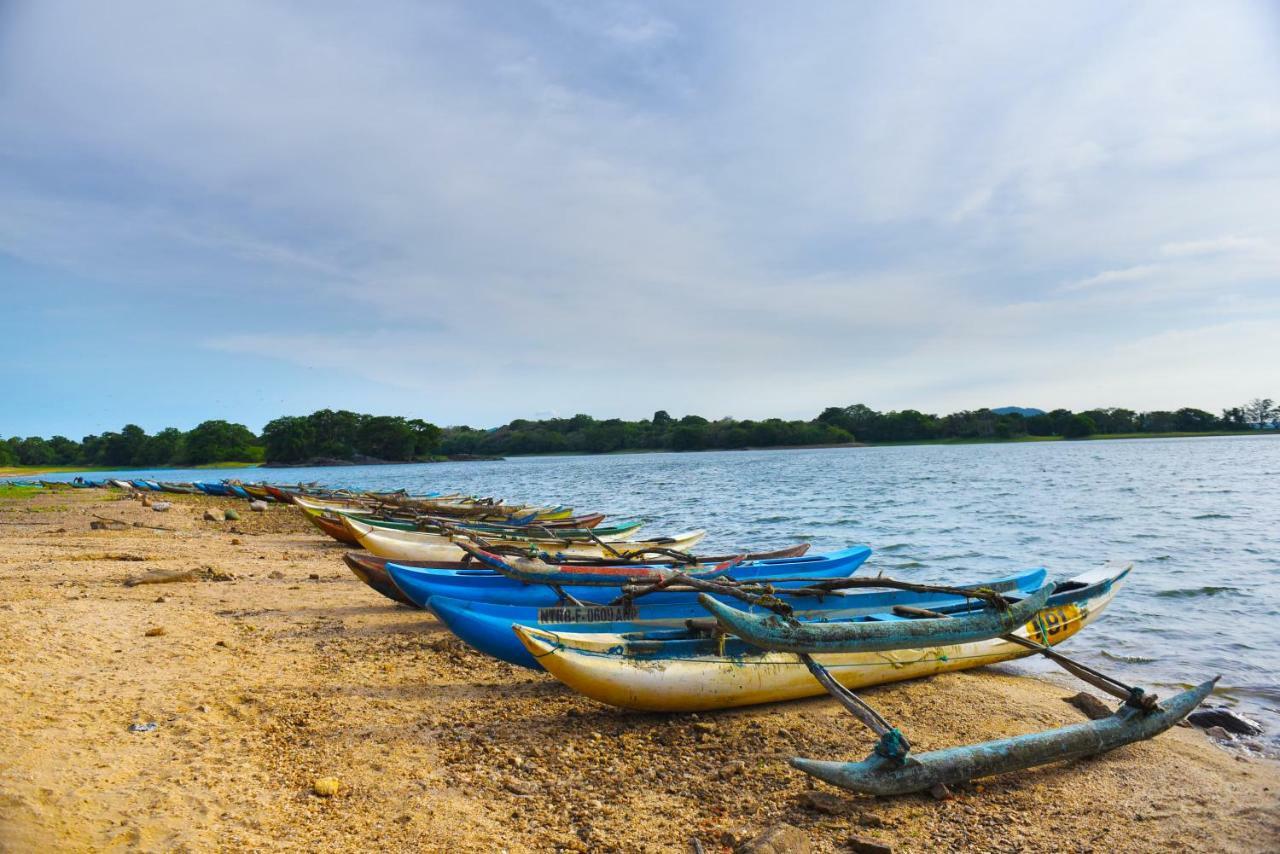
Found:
[701,585,1217,797]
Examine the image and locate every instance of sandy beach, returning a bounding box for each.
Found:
[1,487,1277,853]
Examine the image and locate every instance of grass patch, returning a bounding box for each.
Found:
[0,465,120,477]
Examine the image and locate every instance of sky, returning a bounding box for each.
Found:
[2,1,1279,438]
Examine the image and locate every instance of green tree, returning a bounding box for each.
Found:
[1244,398,1276,428]
[143,428,186,465]
[1173,407,1218,432]
[16,437,54,465]
[262,416,316,462]
[356,416,416,460]
[47,436,82,464]
[307,409,364,458]
[185,420,260,464]
[99,424,149,466]
[407,419,442,457]
[1221,407,1247,429]
[1062,414,1097,438]
[669,422,708,450]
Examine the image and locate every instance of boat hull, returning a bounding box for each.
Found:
[344,517,706,562]
[344,546,813,609]
[429,566,1044,669]
[514,565,1128,712]
[386,545,872,607]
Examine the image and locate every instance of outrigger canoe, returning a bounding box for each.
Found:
[428,565,1044,669]
[340,516,705,562]
[342,544,813,608]
[385,545,872,608]
[513,564,1129,712]
[698,584,1053,654]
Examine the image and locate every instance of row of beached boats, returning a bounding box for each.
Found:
[267,481,1214,797]
[68,477,1213,797]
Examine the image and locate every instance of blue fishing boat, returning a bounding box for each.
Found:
[384,545,873,608]
[194,481,233,496]
[429,567,1047,669]
[514,565,1131,712]
[699,584,1053,654]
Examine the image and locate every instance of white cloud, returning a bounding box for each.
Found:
[2,0,1279,429]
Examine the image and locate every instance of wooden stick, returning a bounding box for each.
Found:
[615,574,1010,613]
[800,653,902,742]
[892,604,1155,708]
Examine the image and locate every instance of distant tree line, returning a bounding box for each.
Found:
[439,411,853,456]
[2,399,1275,469]
[0,420,263,468]
[437,397,1277,456]
[814,398,1279,443]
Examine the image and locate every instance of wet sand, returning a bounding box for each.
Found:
[1,488,1277,852]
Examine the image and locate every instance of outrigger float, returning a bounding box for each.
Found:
[694,564,1217,797]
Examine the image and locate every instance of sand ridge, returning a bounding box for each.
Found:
[0,488,1277,852]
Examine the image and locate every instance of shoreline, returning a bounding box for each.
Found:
[0,488,1276,851]
[5,431,1277,478]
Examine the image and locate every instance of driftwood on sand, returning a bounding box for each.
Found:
[122,569,197,587]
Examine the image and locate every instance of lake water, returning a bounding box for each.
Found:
[21,435,1280,747]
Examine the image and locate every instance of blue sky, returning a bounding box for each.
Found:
[3,1,1279,438]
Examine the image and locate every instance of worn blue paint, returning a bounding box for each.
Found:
[384,545,873,608]
[700,584,1054,654]
[427,568,1047,668]
[792,678,1219,795]
[530,567,1121,666]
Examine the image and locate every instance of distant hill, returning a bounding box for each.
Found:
[992,406,1045,417]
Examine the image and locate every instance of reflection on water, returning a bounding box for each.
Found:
[30,434,1280,744]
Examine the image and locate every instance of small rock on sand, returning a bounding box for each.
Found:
[1065,692,1113,720]
[736,823,810,854]
[1206,726,1234,742]
[249,500,269,512]
[151,502,171,512]
[504,778,538,796]
[847,835,893,854]
[799,790,844,814]
[268,570,285,580]
[144,627,166,637]
[717,760,746,779]
[224,509,240,521]
[123,569,196,587]
[203,510,221,522]
[312,777,341,797]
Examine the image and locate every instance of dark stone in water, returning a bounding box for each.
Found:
[1188,707,1263,736]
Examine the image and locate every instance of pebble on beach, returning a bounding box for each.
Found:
[312,777,341,798]
[737,823,810,854]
